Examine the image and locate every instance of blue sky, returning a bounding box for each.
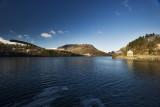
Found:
[0,0,160,52]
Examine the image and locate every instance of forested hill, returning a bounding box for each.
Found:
[57,44,110,56]
[121,33,160,55]
[0,39,81,57]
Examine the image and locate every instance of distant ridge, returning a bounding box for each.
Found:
[0,37,25,45]
[10,39,40,48]
[57,44,110,56]
[0,38,81,57]
[0,38,110,57]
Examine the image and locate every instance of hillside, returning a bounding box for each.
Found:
[113,33,160,57]
[0,38,110,57]
[0,38,81,57]
[57,44,110,56]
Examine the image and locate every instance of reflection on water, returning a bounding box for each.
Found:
[126,60,160,77]
[1,57,160,106]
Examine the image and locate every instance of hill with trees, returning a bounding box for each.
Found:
[0,39,109,57]
[115,33,160,56]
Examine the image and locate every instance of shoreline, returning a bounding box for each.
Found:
[113,55,160,61]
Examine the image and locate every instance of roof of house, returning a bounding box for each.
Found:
[127,50,133,53]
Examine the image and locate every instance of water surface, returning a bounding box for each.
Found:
[0,57,160,106]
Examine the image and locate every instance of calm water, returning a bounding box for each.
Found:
[1,57,160,107]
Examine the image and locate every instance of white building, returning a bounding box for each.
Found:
[127,50,133,57]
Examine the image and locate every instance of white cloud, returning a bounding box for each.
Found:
[41,33,52,38]
[50,30,56,34]
[97,31,103,34]
[123,0,132,11]
[57,30,64,34]
[115,11,120,15]
[31,41,34,43]
[18,35,23,38]
[24,35,29,37]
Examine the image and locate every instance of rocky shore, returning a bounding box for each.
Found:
[114,55,160,61]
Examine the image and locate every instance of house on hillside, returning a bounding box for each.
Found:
[127,50,133,57]
[83,53,91,56]
[15,48,25,52]
[26,49,39,53]
[26,49,31,53]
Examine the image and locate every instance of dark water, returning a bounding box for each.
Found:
[1,57,160,107]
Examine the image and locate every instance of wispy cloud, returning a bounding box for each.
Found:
[57,30,64,34]
[18,35,23,38]
[50,30,56,34]
[17,34,30,39]
[41,33,52,38]
[97,31,103,34]
[123,0,132,11]
[24,35,29,37]
[24,35,30,39]
[10,30,14,33]
[50,30,68,35]
[115,11,120,15]
[31,41,34,43]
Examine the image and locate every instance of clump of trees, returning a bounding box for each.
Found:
[10,39,40,48]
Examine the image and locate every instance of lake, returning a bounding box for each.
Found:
[0,57,160,107]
